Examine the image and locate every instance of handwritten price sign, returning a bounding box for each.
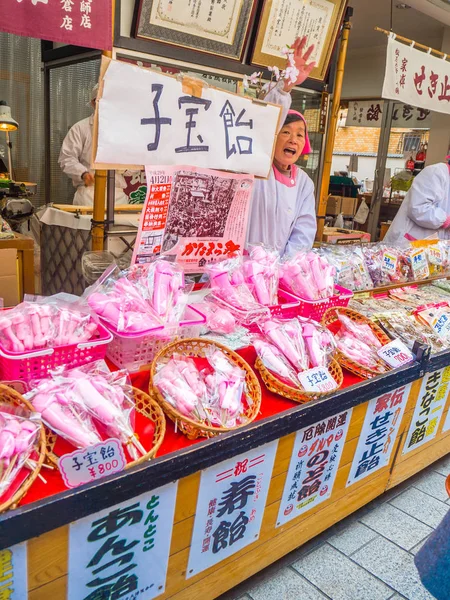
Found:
[299,367,337,393]
[377,339,414,368]
[59,439,126,488]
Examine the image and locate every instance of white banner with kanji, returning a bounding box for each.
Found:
[68,483,177,600]
[347,384,411,486]
[382,36,450,116]
[94,58,281,178]
[187,440,278,578]
[277,409,352,527]
[403,368,450,454]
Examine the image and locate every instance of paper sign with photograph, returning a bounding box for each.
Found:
[132,165,254,273]
[93,58,281,178]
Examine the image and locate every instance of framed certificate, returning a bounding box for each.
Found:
[252,0,347,81]
[134,0,257,60]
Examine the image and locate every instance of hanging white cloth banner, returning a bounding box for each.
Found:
[382,36,450,116]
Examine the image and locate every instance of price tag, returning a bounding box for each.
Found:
[429,246,442,265]
[298,367,337,393]
[411,249,429,280]
[377,339,414,368]
[431,311,450,338]
[58,438,126,489]
[382,251,397,273]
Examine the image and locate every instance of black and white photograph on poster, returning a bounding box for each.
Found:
[162,170,251,252]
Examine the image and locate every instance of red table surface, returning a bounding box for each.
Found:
[19,347,363,507]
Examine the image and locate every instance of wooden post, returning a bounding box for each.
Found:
[316,17,352,241]
[91,43,113,252]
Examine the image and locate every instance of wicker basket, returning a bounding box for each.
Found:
[0,384,47,513]
[321,306,392,379]
[45,387,166,468]
[255,357,343,403]
[150,338,262,439]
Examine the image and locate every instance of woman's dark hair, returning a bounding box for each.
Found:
[283,113,304,126]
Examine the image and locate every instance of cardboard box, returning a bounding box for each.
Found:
[0,249,19,307]
[326,195,342,216]
[322,227,371,245]
[341,196,358,216]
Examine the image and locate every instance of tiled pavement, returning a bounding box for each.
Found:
[218,454,450,600]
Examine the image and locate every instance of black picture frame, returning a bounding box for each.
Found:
[134,0,258,61]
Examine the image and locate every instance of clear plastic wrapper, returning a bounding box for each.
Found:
[27,361,148,458]
[261,318,309,372]
[281,250,335,300]
[85,259,193,334]
[244,244,280,305]
[300,319,336,367]
[252,337,299,386]
[0,299,98,353]
[193,298,236,335]
[206,257,270,325]
[154,349,249,429]
[334,313,389,373]
[0,408,41,498]
[26,378,102,449]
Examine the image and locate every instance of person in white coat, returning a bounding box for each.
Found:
[247,37,317,256]
[384,161,450,246]
[58,84,129,207]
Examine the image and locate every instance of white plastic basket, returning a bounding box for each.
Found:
[105,305,206,372]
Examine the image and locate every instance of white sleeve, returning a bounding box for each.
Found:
[58,124,87,186]
[406,166,448,230]
[261,80,292,132]
[285,179,317,254]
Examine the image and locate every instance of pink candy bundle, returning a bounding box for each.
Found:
[193,299,236,335]
[262,319,309,372]
[0,301,98,354]
[27,361,146,459]
[335,314,388,373]
[281,251,335,301]
[253,338,299,386]
[0,409,41,498]
[207,257,270,325]
[86,260,191,335]
[243,245,280,306]
[154,349,248,429]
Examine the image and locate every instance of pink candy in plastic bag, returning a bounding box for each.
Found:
[0,409,41,498]
[262,318,309,372]
[253,337,298,386]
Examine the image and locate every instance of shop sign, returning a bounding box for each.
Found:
[94,59,281,178]
[187,440,278,578]
[0,0,111,51]
[403,368,450,454]
[298,367,337,393]
[383,36,450,117]
[0,543,27,600]
[345,100,432,128]
[68,482,177,600]
[347,384,411,486]
[132,165,253,273]
[277,409,352,527]
[59,439,126,488]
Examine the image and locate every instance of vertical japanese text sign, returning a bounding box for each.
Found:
[403,368,450,454]
[382,36,450,116]
[277,409,352,527]
[187,441,278,578]
[68,483,178,600]
[94,58,281,178]
[0,543,27,600]
[443,400,450,433]
[347,384,411,486]
[0,0,112,51]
